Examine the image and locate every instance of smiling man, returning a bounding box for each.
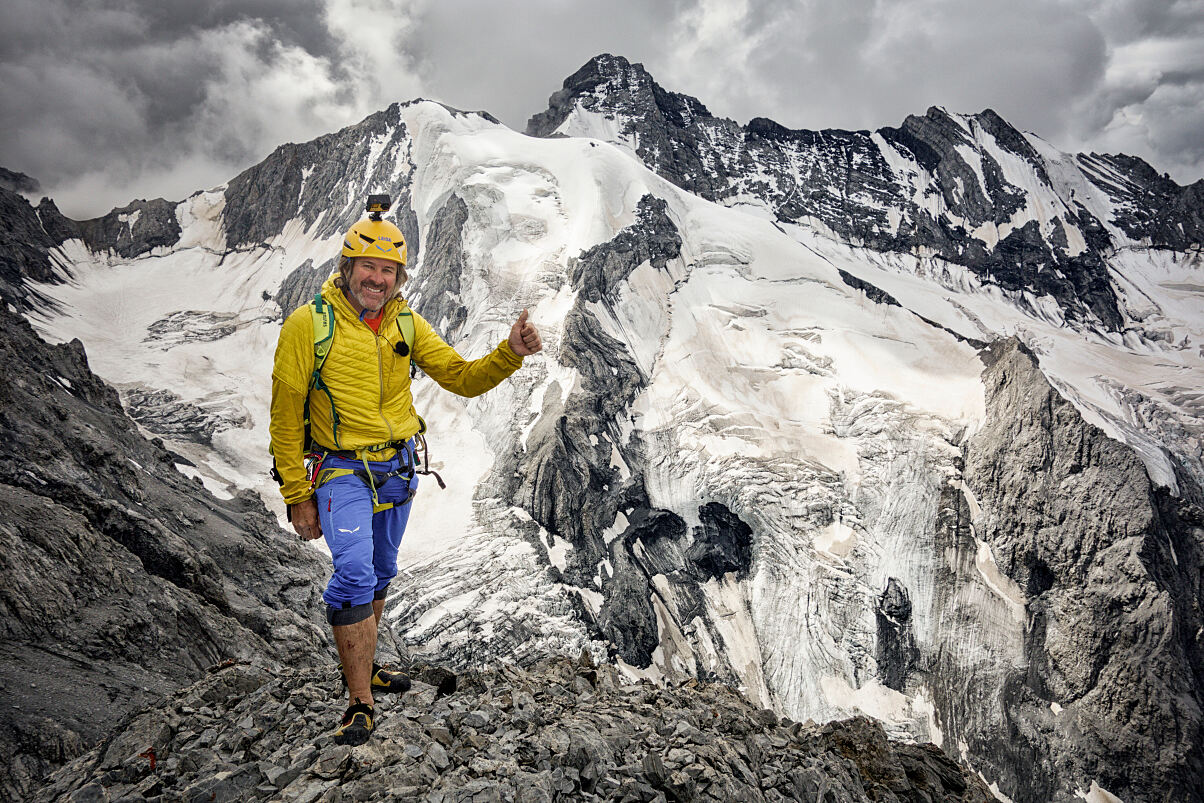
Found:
[269,195,541,745]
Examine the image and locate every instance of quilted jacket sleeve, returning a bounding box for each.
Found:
[269,307,316,505]
[411,310,523,398]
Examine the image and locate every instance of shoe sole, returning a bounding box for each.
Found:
[333,728,372,746]
[333,709,374,746]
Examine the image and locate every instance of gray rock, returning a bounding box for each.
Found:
[67,784,109,803]
[75,198,182,259]
[311,746,351,780]
[0,185,76,310]
[426,742,450,771]
[42,657,991,801]
[0,301,330,799]
[275,257,334,317]
[182,765,263,803]
[944,338,1204,802]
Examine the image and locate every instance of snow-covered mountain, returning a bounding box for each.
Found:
[10,55,1202,802]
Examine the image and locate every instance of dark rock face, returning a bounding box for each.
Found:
[944,339,1204,803]
[967,219,1118,330]
[529,55,1204,332]
[837,269,901,308]
[35,198,80,245]
[412,193,470,341]
[687,502,755,582]
[514,196,679,668]
[510,195,768,684]
[1077,152,1204,248]
[75,197,182,259]
[597,512,673,667]
[517,195,681,571]
[572,195,681,303]
[0,187,76,309]
[0,300,331,800]
[222,103,421,264]
[875,578,917,693]
[36,656,995,803]
[275,257,335,317]
[0,167,39,194]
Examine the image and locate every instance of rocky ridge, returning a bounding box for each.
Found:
[0,168,40,195]
[951,339,1204,801]
[0,191,333,800]
[73,198,183,260]
[37,655,994,803]
[0,184,76,310]
[528,54,1204,332]
[224,103,421,255]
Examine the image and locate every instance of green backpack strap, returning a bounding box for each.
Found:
[397,309,415,352]
[307,292,340,448]
[398,308,418,380]
[311,291,334,368]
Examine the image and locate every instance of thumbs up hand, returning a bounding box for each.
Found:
[508,308,543,357]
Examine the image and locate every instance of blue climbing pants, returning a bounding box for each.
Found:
[314,445,419,625]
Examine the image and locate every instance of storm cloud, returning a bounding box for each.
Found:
[1,0,1200,218]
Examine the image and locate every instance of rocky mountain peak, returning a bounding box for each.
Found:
[526,54,713,139]
[75,197,183,259]
[222,102,408,250]
[888,105,1048,187]
[0,166,39,195]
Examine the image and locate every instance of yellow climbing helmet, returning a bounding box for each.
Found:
[341,194,407,265]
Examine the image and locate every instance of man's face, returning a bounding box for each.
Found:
[346,256,401,314]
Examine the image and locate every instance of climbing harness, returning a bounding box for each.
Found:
[304,432,446,513]
[314,460,414,514]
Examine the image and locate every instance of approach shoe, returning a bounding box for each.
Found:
[333,700,375,746]
[339,662,412,694]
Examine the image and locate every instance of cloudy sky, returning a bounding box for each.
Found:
[2,0,1201,218]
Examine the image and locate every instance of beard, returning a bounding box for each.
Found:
[348,275,394,313]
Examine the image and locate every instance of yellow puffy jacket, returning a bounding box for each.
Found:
[270,274,523,504]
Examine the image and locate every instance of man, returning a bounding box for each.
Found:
[269,197,541,745]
